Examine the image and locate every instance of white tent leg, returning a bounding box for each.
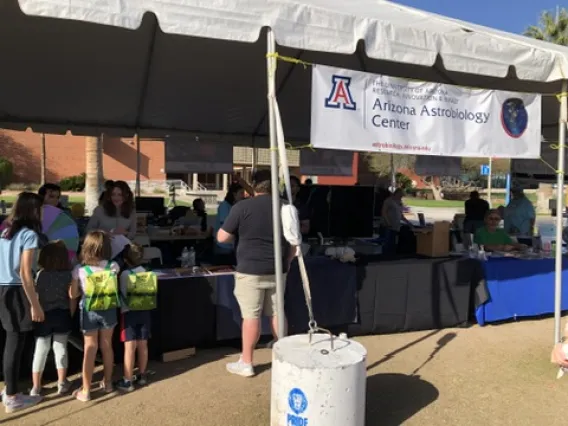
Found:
[266,29,286,339]
[554,80,568,343]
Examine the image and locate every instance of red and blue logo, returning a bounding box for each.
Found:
[325,75,357,110]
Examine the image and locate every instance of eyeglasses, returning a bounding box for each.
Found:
[488,216,501,221]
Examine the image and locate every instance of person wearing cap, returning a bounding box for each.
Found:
[504,188,535,236]
[217,169,295,377]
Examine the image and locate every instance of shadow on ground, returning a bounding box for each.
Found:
[366,373,439,425]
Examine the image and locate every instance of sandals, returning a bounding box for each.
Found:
[99,382,114,394]
[72,388,91,402]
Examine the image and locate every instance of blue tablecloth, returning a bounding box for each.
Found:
[475,257,568,325]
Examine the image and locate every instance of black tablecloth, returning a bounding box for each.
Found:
[215,257,358,340]
[349,257,483,335]
[286,257,358,335]
[150,276,217,357]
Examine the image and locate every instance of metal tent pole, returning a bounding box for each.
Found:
[554,80,568,343]
[135,133,141,197]
[266,29,286,339]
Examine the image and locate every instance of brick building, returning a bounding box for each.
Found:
[0,129,360,187]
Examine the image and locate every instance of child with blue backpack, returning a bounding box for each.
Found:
[115,243,157,392]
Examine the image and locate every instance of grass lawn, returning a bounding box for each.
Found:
[403,198,464,208]
[0,194,190,208]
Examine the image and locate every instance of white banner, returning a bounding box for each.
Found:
[310,65,541,159]
[300,148,353,176]
[415,156,462,177]
[165,138,233,173]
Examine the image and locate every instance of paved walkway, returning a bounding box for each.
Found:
[1,316,567,425]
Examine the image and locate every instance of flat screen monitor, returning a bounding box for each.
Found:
[135,196,165,217]
[329,186,374,238]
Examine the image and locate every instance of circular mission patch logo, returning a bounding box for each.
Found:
[501,98,528,138]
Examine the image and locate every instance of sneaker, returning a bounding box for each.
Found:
[57,380,72,395]
[4,394,42,413]
[115,378,134,393]
[226,357,255,377]
[136,373,149,386]
[29,388,41,397]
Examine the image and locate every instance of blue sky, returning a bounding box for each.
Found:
[392,0,561,34]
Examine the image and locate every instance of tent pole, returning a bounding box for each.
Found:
[135,134,141,197]
[267,29,286,339]
[554,80,568,344]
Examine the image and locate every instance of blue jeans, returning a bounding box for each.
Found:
[383,229,398,255]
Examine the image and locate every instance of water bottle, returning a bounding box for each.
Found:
[181,247,190,268]
[188,247,196,267]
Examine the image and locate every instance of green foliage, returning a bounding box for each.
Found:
[0,157,14,189]
[396,172,412,190]
[364,153,416,176]
[525,8,568,45]
[59,173,86,192]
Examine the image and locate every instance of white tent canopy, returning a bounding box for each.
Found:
[3,0,568,344]
[1,0,568,144]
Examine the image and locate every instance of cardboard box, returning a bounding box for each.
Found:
[415,221,451,257]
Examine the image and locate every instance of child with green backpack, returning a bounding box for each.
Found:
[115,243,157,392]
[72,231,120,402]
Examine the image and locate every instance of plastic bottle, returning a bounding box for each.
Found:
[181,247,190,267]
[188,247,196,267]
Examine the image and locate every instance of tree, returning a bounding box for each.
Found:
[524,8,568,45]
[40,133,46,185]
[84,136,103,215]
[364,153,415,186]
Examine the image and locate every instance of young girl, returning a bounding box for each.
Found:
[0,192,45,413]
[72,231,120,402]
[116,244,157,391]
[31,240,79,396]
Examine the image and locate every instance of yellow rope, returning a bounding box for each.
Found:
[269,143,315,152]
[266,53,567,99]
[266,53,312,69]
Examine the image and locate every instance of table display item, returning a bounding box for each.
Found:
[415,221,451,257]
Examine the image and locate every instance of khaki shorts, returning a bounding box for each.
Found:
[234,273,286,319]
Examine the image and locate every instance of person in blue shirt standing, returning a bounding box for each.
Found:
[504,188,536,236]
[0,192,45,413]
[214,183,245,263]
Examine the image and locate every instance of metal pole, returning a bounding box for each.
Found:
[554,80,567,344]
[40,133,47,185]
[390,154,396,190]
[505,173,511,205]
[135,134,141,197]
[267,29,286,339]
[487,157,492,207]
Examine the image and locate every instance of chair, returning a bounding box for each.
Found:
[134,235,151,247]
[143,246,163,265]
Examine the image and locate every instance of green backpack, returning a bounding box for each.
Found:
[83,263,120,312]
[126,268,158,311]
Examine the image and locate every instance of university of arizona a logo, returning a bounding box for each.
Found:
[325,75,357,110]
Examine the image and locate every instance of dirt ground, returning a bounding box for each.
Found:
[1,317,567,425]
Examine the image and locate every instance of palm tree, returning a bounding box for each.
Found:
[525,7,568,45]
[40,133,46,185]
[84,136,102,214]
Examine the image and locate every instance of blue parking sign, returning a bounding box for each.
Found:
[480,164,490,176]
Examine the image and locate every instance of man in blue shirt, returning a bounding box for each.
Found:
[504,188,536,235]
